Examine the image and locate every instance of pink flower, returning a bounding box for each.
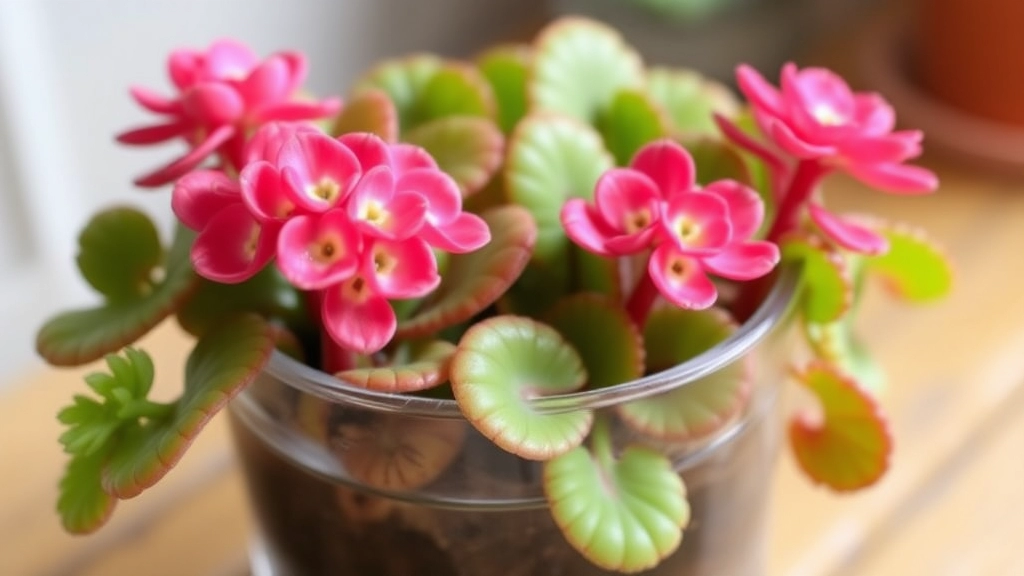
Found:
[171,169,278,283]
[561,140,779,310]
[117,39,340,188]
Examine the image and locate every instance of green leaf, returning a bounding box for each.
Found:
[505,113,614,270]
[103,314,275,498]
[176,265,308,337]
[403,116,504,196]
[864,221,953,302]
[354,55,442,131]
[789,362,892,491]
[329,88,399,141]
[598,89,670,166]
[544,443,689,572]
[531,18,645,124]
[58,449,116,534]
[76,208,163,302]
[619,308,749,441]
[783,234,853,324]
[397,206,536,339]
[336,340,456,393]
[805,319,887,396]
[450,316,592,460]
[546,294,643,388]
[476,44,531,134]
[37,218,198,366]
[647,67,738,138]
[687,138,752,186]
[332,414,466,491]
[411,64,495,126]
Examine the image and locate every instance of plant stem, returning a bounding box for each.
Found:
[590,414,615,471]
[625,272,658,329]
[304,289,354,373]
[120,399,176,421]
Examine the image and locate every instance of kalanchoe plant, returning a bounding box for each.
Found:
[38,17,952,573]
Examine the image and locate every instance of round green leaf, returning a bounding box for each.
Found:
[647,67,739,138]
[598,89,670,166]
[544,444,690,572]
[58,449,116,534]
[476,44,531,134]
[37,221,199,366]
[530,18,645,124]
[619,308,749,441]
[403,116,504,196]
[397,205,536,338]
[336,340,456,393]
[176,265,307,337]
[450,316,592,460]
[412,64,495,126]
[354,55,442,130]
[783,234,853,324]
[76,207,162,302]
[103,314,275,498]
[329,88,399,141]
[546,293,643,389]
[790,361,892,492]
[506,113,614,267]
[865,221,953,302]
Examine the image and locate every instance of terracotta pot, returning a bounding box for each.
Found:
[915,0,1024,126]
[227,271,800,576]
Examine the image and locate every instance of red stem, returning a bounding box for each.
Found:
[304,290,354,374]
[626,272,659,328]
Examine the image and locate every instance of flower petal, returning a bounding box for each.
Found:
[808,204,889,255]
[629,139,696,197]
[661,191,731,254]
[279,132,362,211]
[839,131,922,165]
[648,244,717,309]
[561,198,616,256]
[338,132,392,171]
[244,121,319,164]
[191,203,275,283]
[134,124,236,188]
[322,283,396,354]
[253,98,342,124]
[238,56,290,109]
[768,120,836,159]
[276,211,362,290]
[128,86,181,114]
[845,162,938,195]
[171,169,240,231]
[396,168,462,225]
[702,179,765,240]
[391,143,438,172]
[421,212,491,254]
[278,52,308,94]
[702,241,780,280]
[365,237,440,299]
[735,64,785,119]
[349,166,429,240]
[181,82,244,125]
[169,49,201,90]
[240,161,292,221]
[203,39,258,81]
[594,168,661,234]
[852,94,896,135]
[115,122,187,145]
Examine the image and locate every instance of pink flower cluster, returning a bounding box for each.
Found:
[561,140,779,311]
[718,63,938,255]
[172,124,490,354]
[118,39,340,188]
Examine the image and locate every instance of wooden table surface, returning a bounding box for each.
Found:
[3,158,1024,576]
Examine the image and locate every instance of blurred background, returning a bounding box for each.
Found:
[0,0,887,387]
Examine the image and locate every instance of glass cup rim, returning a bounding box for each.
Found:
[262,266,800,418]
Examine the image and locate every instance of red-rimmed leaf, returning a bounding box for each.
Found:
[37,214,199,366]
[403,116,504,197]
[332,414,465,491]
[176,265,308,337]
[782,233,853,324]
[330,88,399,141]
[336,340,456,393]
[476,43,531,134]
[619,308,749,441]
[411,63,496,126]
[57,450,116,534]
[450,315,592,460]
[789,361,892,491]
[864,220,953,302]
[597,89,670,166]
[546,293,643,388]
[102,314,275,498]
[530,18,644,124]
[396,205,536,338]
[647,67,739,139]
[353,54,442,130]
[545,443,689,572]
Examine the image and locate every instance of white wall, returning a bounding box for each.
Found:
[0,0,545,387]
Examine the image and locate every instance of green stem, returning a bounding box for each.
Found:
[119,399,176,421]
[590,414,616,471]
